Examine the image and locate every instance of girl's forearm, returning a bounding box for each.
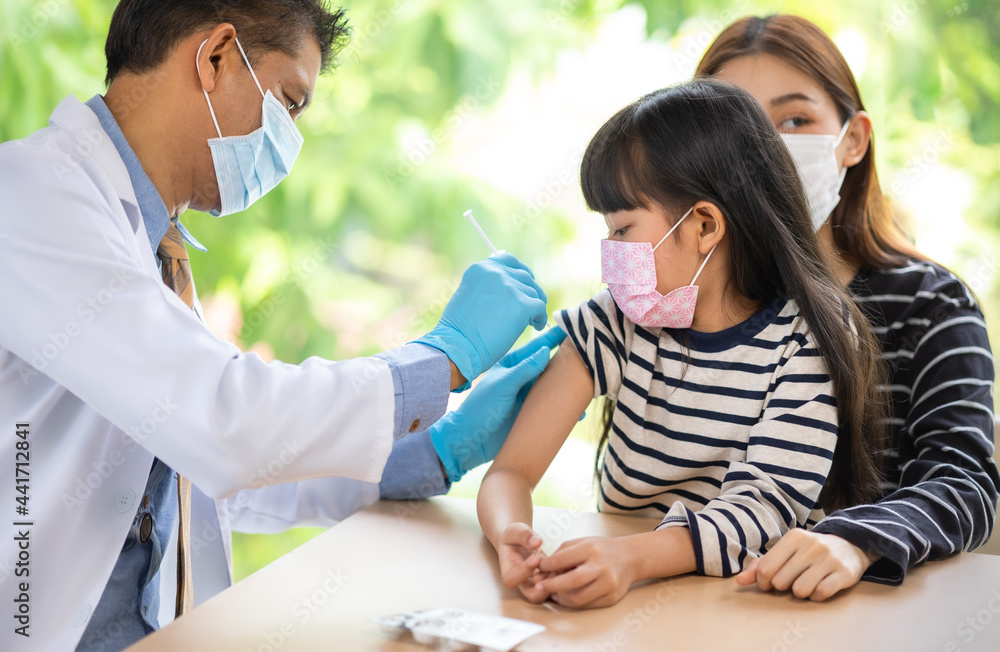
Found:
[477,468,535,550]
[477,344,595,551]
[622,527,698,581]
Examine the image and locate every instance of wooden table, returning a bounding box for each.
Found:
[128,497,1000,651]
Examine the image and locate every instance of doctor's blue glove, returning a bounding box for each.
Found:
[415,253,548,388]
[429,327,566,483]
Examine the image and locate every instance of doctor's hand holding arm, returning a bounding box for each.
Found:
[369,256,561,499]
[369,260,564,499]
[426,326,566,485]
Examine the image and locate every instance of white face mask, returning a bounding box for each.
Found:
[780,120,851,231]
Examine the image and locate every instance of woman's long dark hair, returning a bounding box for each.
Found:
[581,80,888,512]
[696,14,925,270]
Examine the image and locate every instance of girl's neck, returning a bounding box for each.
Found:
[687,240,760,333]
[690,290,761,333]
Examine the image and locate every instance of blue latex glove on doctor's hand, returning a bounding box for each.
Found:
[415,253,549,388]
[430,327,566,483]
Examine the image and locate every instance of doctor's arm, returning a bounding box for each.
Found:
[0,152,547,499]
[228,329,566,532]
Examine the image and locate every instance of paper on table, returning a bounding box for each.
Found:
[373,607,545,651]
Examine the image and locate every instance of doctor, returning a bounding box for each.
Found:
[0,1,561,650]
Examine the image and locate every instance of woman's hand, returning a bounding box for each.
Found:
[498,523,552,603]
[735,529,879,601]
[534,536,638,609]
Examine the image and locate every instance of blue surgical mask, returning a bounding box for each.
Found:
[196,37,303,217]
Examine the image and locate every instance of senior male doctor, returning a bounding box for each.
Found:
[0,1,565,650]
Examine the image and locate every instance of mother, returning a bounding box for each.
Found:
[696,14,999,600]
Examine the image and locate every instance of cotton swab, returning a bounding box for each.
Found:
[463,209,500,256]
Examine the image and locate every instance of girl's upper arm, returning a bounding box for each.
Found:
[489,343,596,489]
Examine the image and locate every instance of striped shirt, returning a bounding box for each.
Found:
[811,260,999,583]
[556,291,838,577]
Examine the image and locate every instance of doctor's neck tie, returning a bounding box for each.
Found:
[156,221,195,618]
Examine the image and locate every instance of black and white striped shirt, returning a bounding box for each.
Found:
[811,260,999,583]
[556,291,838,577]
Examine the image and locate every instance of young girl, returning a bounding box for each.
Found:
[477,79,888,609]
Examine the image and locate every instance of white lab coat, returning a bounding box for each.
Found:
[0,96,406,650]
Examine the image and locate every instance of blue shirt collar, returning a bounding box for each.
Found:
[83,95,207,255]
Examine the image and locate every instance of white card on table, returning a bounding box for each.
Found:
[373,607,545,651]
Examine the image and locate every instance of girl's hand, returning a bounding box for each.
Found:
[498,523,552,603]
[735,529,878,601]
[535,536,638,609]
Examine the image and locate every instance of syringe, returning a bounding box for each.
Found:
[463,209,500,256]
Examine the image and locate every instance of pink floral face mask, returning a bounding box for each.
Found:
[601,207,717,328]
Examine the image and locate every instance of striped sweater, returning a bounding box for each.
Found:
[811,260,999,583]
[556,291,838,577]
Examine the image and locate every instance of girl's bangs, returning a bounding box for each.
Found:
[580,108,657,215]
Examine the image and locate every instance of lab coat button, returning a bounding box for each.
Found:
[73,604,91,627]
[409,419,420,432]
[115,489,136,513]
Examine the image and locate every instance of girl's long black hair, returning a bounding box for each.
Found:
[581,80,888,511]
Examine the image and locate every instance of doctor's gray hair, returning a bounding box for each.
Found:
[104,0,351,85]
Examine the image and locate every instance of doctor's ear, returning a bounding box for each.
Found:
[195,23,239,94]
[691,201,726,254]
[842,111,872,168]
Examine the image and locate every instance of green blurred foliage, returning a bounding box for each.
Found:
[4,0,999,583]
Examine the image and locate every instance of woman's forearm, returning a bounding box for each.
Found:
[477,468,536,550]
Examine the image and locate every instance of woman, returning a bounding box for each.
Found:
[696,14,999,601]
